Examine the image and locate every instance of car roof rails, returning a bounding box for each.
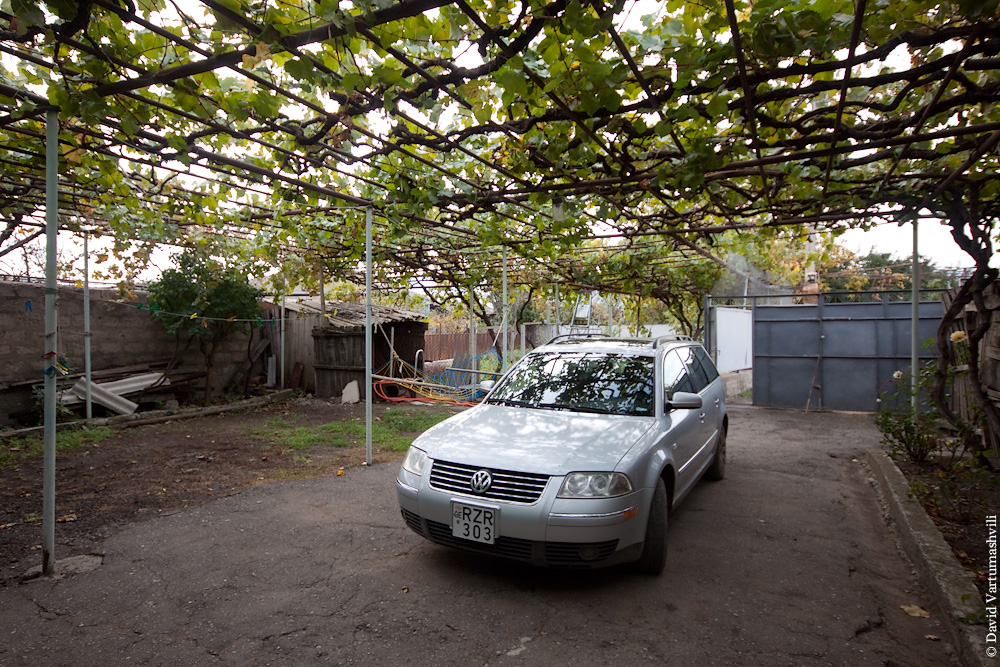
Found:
[651,334,696,348]
[546,332,611,345]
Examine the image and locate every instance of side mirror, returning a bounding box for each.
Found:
[479,379,496,392]
[666,391,702,410]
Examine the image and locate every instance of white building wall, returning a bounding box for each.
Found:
[714,307,753,373]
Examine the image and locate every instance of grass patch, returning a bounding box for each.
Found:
[247,415,293,437]
[263,408,452,453]
[0,427,115,470]
[381,409,454,433]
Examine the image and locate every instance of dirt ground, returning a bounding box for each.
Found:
[895,456,1000,604]
[2,395,994,609]
[0,396,459,586]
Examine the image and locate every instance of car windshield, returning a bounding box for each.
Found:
[487,351,654,416]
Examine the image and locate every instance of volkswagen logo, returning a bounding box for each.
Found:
[470,469,493,494]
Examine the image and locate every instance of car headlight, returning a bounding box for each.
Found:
[400,446,428,476]
[558,472,633,498]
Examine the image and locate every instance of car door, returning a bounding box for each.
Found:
[693,345,725,439]
[658,349,703,499]
[675,345,717,473]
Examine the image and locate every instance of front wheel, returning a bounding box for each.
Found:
[705,425,727,481]
[634,477,668,574]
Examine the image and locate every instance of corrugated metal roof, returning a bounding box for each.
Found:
[263,297,425,329]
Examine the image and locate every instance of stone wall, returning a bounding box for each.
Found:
[0,280,255,427]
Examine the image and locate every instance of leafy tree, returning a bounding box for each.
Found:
[147,252,263,405]
[820,250,961,293]
[2,0,999,448]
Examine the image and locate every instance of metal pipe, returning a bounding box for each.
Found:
[554,284,560,328]
[502,247,508,372]
[42,109,58,576]
[365,206,373,466]
[83,231,92,419]
[319,262,326,320]
[911,221,920,415]
[468,286,475,360]
[390,327,395,378]
[280,295,286,388]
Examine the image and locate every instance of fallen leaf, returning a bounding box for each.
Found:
[925,634,940,641]
[901,605,930,618]
[0,523,15,530]
[56,513,78,523]
[337,470,345,476]
[402,586,409,593]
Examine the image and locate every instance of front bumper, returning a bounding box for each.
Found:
[396,467,651,568]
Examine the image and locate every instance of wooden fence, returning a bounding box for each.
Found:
[422,324,561,361]
[423,331,517,361]
[941,282,1000,451]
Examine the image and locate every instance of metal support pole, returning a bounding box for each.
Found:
[280,295,286,388]
[319,262,326,321]
[502,247,508,372]
[704,295,712,355]
[469,287,475,360]
[42,109,59,576]
[365,206,373,466]
[554,284,560,330]
[83,231,92,419]
[911,221,920,414]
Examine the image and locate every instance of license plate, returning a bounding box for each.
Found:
[451,502,498,544]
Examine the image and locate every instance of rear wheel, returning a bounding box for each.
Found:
[706,425,727,481]
[635,477,668,574]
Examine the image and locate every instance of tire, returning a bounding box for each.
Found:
[635,477,668,574]
[706,425,727,481]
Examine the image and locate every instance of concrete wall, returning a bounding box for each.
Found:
[0,280,255,427]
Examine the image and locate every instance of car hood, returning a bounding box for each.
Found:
[413,404,654,474]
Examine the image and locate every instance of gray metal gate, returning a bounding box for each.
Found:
[709,292,944,412]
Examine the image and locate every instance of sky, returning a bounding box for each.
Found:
[838,219,985,268]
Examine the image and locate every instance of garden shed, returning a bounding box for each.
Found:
[266,297,427,399]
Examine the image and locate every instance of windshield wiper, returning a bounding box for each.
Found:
[486,397,532,408]
[564,405,617,414]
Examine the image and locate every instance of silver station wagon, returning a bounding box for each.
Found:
[395,335,727,573]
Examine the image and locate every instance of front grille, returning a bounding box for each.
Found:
[414,518,618,566]
[429,460,550,504]
[426,519,535,561]
[401,508,422,533]
[545,540,619,565]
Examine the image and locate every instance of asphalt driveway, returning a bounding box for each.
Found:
[0,406,959,666]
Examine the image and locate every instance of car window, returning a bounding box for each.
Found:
[677,346,709,393]
[488,352,654,416]
[662,350,693,400]
[693,346,720,383]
